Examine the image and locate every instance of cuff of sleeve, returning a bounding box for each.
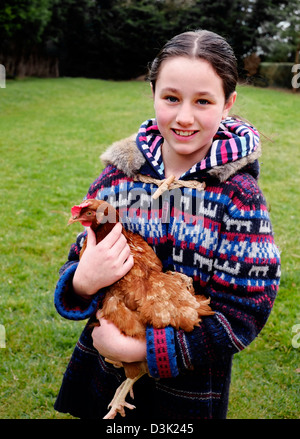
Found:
[146,326,179,379]
[54,262,101,320]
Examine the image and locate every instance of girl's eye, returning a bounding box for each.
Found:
[198,99,210,105]
[165,96,178,103]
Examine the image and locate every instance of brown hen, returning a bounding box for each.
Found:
[68,198,214,419]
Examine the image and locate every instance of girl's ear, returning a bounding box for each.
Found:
[150,82,155,98]
[222,91,237,119]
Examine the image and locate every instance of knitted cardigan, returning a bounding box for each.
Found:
[54,118,280,419]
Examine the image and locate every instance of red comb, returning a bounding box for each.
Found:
[71,201,91,217]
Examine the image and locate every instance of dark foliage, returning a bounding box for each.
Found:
[0,0,297,79]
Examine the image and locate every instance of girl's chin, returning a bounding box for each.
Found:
[165,144,211,166]
[169,142,204,156]
[166,136,212,158]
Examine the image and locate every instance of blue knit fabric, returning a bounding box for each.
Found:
[54,118,280,419]
[54,262,102,320]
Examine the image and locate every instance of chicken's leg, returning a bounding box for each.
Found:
[103,371,146,419]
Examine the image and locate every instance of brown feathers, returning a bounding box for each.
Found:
[69,199,214,418]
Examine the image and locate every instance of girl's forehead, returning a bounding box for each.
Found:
[159,56,216,75]
[156,56,224,96]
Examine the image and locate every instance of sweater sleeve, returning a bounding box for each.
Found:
[54,231,104,320]
[146,174,281,377]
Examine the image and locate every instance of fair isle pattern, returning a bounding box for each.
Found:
[55,165,280,361]
[86,171,280,292]
[54,119,280,419]
[136,118,260,178]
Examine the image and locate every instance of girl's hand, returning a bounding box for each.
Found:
[73,223,134,298]
[92,315,147,363]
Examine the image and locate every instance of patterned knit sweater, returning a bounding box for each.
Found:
[54,118,280,419]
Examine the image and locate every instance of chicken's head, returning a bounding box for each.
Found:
[68,199,119,229]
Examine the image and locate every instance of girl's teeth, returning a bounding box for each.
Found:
[174,130,195,136]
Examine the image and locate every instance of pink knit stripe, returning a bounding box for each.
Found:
[153,329,172,378]
[220,140,228,162]
[149,135,161,153]
[229,138,239,161]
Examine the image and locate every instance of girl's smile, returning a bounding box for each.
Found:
[172,129,199,139]
[152,56,236,178]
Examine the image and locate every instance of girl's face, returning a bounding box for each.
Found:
[152,56,236,175]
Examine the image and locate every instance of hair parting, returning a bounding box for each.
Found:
[148,29,238,102]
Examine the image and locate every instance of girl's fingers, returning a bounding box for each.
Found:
[100,222,123,249]
[96,223,131,264]
[83,222,133,285]
[117,240,132,263]
[86,227,96,247]
[123,253,134,271]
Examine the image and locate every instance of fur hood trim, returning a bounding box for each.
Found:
[100,134,262,182]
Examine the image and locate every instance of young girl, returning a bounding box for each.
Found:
[54,30,281,419]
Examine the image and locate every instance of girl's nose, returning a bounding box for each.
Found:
[175,104,194,126]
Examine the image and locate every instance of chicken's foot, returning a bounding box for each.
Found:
[103,371,146,419]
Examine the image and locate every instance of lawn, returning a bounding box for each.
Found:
[0,78,299,419]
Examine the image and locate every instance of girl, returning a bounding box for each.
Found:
[54,30,281,419]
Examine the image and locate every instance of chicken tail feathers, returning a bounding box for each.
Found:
[195,295,215,317]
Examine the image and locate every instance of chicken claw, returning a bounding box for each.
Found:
[103,372,145,419]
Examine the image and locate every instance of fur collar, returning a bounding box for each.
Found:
[100,134,262,182]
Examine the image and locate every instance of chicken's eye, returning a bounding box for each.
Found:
[86,211,92,216]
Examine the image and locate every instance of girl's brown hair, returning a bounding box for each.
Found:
[148,30,238,102]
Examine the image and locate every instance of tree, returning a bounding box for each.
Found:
[0,0,96,77]
[90,0,269,79]
[256,1,300,63]
[46,0,97,77]
[89,0,180,79]
[0,0,56,76]
[2,0,298,79]
[0,0,53,45]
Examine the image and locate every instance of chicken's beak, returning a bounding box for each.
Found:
[68,216,78,225]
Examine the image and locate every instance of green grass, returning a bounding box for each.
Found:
[0,78,299,419]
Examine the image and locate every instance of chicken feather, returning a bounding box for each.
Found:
[68,198,214,419]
